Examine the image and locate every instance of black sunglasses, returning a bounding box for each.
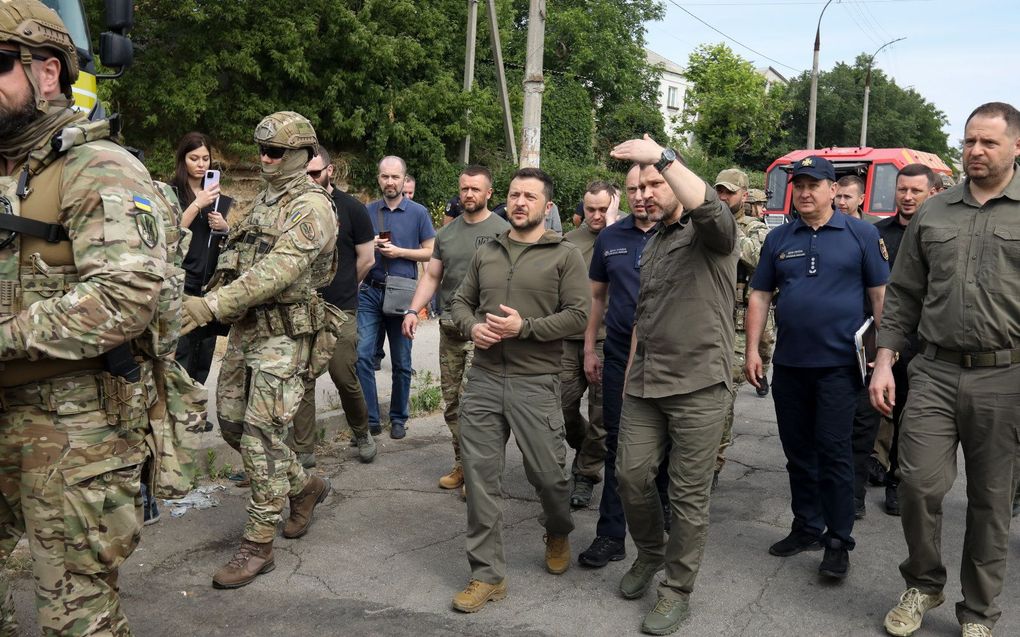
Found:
[307,168,325,179]
[258,145,287,159]
[0,49,50,75]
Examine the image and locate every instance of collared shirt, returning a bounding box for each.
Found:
[365,195,436,283]
[588,214,655,337]
[627,186,739,398]
[878,165,1020,354]
[752,210,889,367]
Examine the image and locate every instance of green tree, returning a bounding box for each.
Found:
[678,43,788,170]
[780,55,954,164]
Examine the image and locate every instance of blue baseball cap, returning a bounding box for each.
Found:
[791,156,836,181]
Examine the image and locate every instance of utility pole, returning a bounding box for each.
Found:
[860,37,905,148]
[460,0,479,164]
[486,0,518,165]
[520,0,545,168]
[806,0,834,150]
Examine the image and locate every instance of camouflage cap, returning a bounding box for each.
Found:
[0,0,79,90]
[253,111,319,152]
[715,168,749,192]
[748,188,767,203]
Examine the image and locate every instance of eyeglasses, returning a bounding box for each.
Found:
[258,145,287,159]
[0,49,49,75]
[306,168,325,179]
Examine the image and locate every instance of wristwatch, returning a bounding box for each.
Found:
[404,309,419,316]
[655,147,678,173]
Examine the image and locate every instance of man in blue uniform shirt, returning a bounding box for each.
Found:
[744,156,889,580]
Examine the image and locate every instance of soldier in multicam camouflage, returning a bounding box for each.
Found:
[0,1,174,634]
[745,189,776,382]
[181,111,339,589]
[713,169,771,487]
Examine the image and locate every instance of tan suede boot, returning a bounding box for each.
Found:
[451,579,507,613]
[439,465,464,489]
[212,539,275,589]
[283,475,331,539]
[544,534,570,574]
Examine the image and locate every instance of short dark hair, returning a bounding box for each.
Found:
[584,180,617,199]
[461,164,493,187]
[897,163,935,189]
[836,175,865,193]
[317,147,332,167]
[965,102,1020,137]
[511,167,554,202]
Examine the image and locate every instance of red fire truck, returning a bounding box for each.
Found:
[763,147,953,224]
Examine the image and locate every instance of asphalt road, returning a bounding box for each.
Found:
[10,319,1019,636]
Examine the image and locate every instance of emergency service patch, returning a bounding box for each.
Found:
[299,221,317,242]
[879,238,889,261]
[135,212,159,248]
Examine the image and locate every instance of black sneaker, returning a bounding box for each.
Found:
[867,456,887,486]
[769,530,823,557]
[818,543,849,580]
[756,374,770,397]
[854,499,866,520]
[390,423,406,440]
[885,485,901,516]
[579,536,626,568]
[369,424,382,436]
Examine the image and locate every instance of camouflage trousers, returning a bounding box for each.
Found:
[217,328,311,543]
[439,319,473,467]
[0,371,151,636]
[717,316,775,472]
[560,339,606,482]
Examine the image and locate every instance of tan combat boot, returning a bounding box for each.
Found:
[439,465,464,489]
[451,579,507,613]
[212,539,275,589]
[283,475,331,539]
[544,534,571,574]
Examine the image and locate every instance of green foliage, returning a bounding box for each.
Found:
[679,43,789,171]
[780,55,954,165]
[410,370,442,416]
[597,102,667,171]
[542,78,595,164]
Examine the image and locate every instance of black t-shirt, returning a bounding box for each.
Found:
[175,186,234,295]
[319,188,376,311]
[873,215,907,269]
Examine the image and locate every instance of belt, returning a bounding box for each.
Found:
[920,340,1020,369]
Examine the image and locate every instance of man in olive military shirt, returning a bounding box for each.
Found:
[560,181,614,509]
[609,136,738,636]
[402,165,509,490]
[871,102,1020,637]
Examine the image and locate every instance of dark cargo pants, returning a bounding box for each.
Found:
[897,355,1020,629]
[617,383,729,600]
[460,367,574,584]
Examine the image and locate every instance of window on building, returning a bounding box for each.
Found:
[667,86,679,110]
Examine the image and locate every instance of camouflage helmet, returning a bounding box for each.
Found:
[253,111,319,153]
[748,188,767,204]
[0,0,79,94]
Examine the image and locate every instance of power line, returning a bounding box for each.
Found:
[664,0,802,73]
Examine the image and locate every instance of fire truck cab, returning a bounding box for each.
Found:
[763,147,953,226]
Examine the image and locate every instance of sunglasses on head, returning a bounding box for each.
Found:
[307,168,325,179]
[258,145,287,159]
[0,49,50,75]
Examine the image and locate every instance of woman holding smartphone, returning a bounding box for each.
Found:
[170,132,235,385]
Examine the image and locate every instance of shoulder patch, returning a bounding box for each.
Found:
[133,195,153,212]
[135,211,159,248]
[289,209,307,225]
[299,221,317,242]
[879,237,889,261]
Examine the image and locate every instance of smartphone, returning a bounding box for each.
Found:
[203,169,221,189]
[378,230,392,241]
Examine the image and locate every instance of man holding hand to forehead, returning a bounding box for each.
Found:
[449,167,588,613]
[610,136,738,635]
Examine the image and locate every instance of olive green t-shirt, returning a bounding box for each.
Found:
[433,212,510,312]
[505,237,532,267]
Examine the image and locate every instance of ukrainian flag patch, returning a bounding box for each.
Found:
[133,195,153,212]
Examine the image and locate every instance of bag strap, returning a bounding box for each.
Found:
[376,206,389,276]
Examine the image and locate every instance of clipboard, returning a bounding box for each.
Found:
[855,316,876,384]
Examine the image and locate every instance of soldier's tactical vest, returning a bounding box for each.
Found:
[212,180,338,340]
[0,119,204,498]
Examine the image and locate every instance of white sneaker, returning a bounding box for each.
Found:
[884,587,945,636]
[961,623,992,637]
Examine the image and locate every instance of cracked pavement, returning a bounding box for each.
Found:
[11,320,1020,636]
